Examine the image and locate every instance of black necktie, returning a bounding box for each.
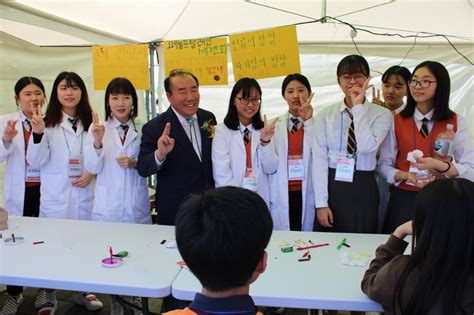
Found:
[24,119,32,133]
[346,109,357,155]
[120,124,129,144]
[290,117,300,134]
[420,118,429,138]
[243,128,250,146]
[68,118,78,133]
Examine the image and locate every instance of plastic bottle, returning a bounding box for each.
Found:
[434,124,455,161]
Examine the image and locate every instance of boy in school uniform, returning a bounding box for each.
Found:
[164,186,273,315]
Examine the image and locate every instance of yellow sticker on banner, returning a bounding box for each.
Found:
[230,25,301,80]
[92,44,149,90]
[164,37,228,86]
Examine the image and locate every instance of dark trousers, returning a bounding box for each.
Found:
[7,185,41,297]
[382,186,418,234]
[316,169,379,233]
[289,190,303,231]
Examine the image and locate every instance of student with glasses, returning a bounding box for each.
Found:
[313,55,392,235]
[378,60,474,234]
[212,77,278,207]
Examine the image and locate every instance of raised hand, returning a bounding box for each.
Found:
[31,105,45,134]
[350,77,372,106]
[298,92,315,121]
[155,122,175,161]
[371,86,383,106]
[2,120,18,143]
[259,114,278,144]
[72,171,95,188]
[91,112,105,149]
[115,156,137,169]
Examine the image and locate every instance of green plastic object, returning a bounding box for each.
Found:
[281,246,293,253]
[112,251,129,258]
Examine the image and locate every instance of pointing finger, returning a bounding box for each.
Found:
[162,122,171,136]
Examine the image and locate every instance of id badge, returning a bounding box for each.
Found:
[335,154,355,183]
[25,164,41,182]
[242,168,258,192]
[288,155,304,180]
[68,155,83,179]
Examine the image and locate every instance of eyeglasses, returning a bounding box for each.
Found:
[409,79,437,89]
[236,97,261,105]
[339,73,367,83]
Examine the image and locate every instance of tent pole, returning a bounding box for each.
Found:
[148,44,156,120]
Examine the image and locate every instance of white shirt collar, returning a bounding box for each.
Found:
[239,122,253,133]
[393,103,405,115]
[338,98,369,114]
[171,106,198,125]
[414,107,434,122]
[109,116,132,128]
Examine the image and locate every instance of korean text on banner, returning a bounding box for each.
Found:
[164,38,228,86]
[92,44,149,90]
[230,25,300,81]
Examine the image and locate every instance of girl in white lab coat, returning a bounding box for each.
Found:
[85,77,151,224]
[212,78,278,207]
[268,73,315,231]
[27,71,103,313]
[0,77,46,315]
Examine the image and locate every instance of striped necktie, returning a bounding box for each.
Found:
[243,128,250,145]
[290,117,300,134]
[24,119,32,133]
[420,118,429,138]
[68,117,78,133]
[120,124,129,144]
[346,109,357,155]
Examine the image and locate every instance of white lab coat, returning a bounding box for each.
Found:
[268,113,316,231]
[84,117,151,224]
[212,123,278,207]
[26,116,94,220]
[0,112,29,215]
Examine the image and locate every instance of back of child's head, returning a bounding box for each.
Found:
[104,77,138,119]
[175,186,273,292]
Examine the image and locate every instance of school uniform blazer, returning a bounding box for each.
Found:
[137,106,216,225]
[268,113,316,231]
[84,118,151,224]
[0,112,28,216]
[211,123,278,207]
[26,118,94,220]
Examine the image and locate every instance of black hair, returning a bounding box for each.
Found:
[175,186,273,292]
[281,73,312,96]
[336,54,370,77]
[394,178,474,314]
[223,77,264,130]
[104,77,138,120]
[45,71,93,131]
[400,61,455,121]
[164,69,199,94]
[14,77,46,99]
[381,66,411,86]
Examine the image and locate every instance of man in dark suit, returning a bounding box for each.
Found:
[138,69,216,226]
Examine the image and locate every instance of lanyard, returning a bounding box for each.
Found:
[412,118,435,155]
[62,128,84,155]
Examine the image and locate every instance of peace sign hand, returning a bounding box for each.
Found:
[260,114,278,144]
[155,122,175,161]
[298,92,315,121]
[2,120,18,143]
[31,105,45,134]
[91,112,105,149]
[350,77,372,106]
[371,86,383,106]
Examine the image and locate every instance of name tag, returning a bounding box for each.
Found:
[288,155,304,180]
[242,168,258,191]
[335,155,355,183]
[68,155,83,179]
[26,164,41,183]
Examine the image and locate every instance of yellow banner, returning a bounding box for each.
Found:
[230,25,300,80]
[92,44,149,90]
[164,37,228,86]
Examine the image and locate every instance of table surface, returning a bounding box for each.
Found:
[172,230,408,311]
[0,216,182,298]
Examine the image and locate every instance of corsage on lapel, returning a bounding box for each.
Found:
[200,119,215,139]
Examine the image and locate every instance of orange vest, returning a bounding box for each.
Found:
[288,127,304,191]
[394,113,457,191]
[245,138,252,170]
[164,309,263,315]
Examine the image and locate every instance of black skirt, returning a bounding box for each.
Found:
[316,168,379,233]
[382,186,418,234]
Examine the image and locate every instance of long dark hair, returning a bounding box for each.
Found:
[45,71,93,131]
[400,61,455,121]
[394,178,474,314]
[223,78,264,130]
[104,77,138,120]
